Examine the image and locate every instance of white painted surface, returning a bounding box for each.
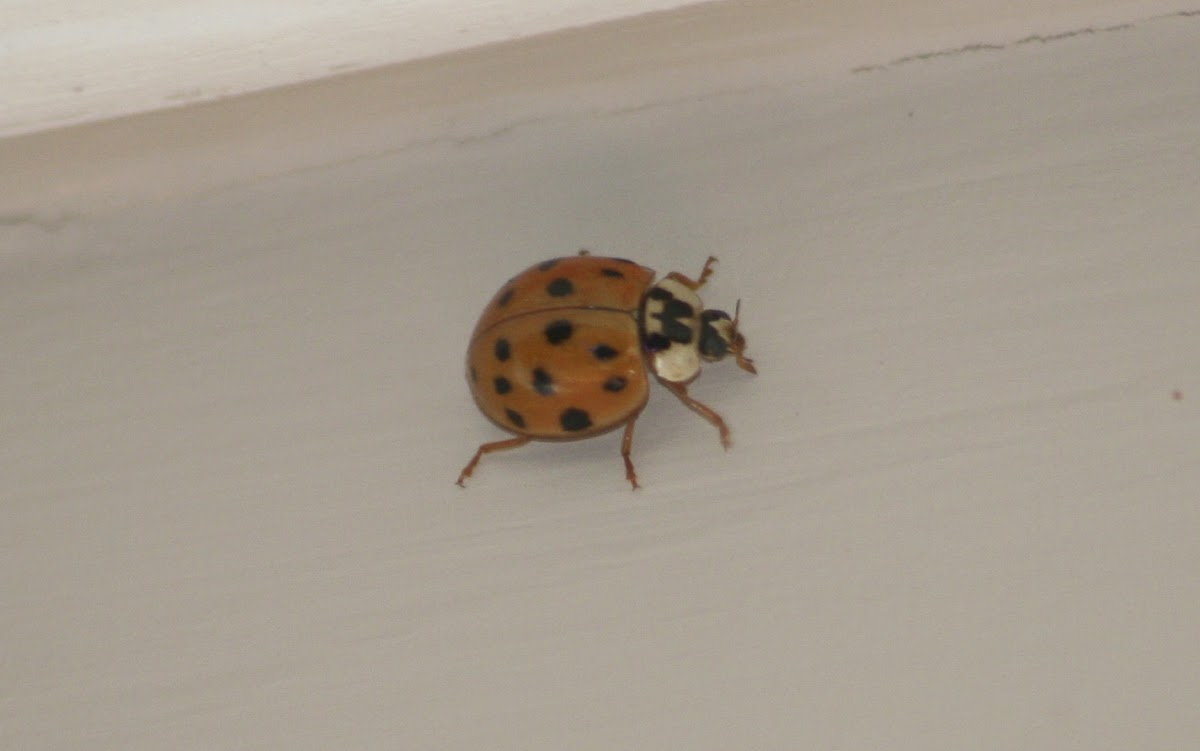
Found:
[2,0,1195,137]
[3,1,1199,748]
[1,0,702,137]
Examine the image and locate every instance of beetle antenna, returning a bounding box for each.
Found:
[731,299,757,374]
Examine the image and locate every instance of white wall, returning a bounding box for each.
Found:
[1,0,702,137]
[3,0,1195,137]
[4,1,1199,748]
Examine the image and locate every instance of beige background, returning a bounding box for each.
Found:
[3,2,1198,748]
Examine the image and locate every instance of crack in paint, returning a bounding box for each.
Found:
[0,212,78,232]
[853,10,1198,73]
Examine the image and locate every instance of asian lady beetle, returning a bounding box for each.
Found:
[457,252,756,489]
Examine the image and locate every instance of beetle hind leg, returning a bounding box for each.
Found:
[456,436,532,487]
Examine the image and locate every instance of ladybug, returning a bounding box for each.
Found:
[457,251,757,489]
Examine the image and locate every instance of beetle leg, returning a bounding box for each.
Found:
[659,379,732,449]
[620,412,643,490]
[456,436,532,486]
[665,255,718,290]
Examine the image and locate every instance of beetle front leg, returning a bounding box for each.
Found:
[665,256,718,291]
[658,379,732,449]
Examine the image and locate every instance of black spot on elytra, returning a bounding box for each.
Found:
[505,408,526,429]
[644,332,670,352]
[532,368,554,395]
[546,277,574,297]
[591,344,618,361]
[560,407,593,432]
[601,268,624,278]
[537,259,560,272]
[603,376,627,392]
[493,376,512,395]
[495,288,515,308]
[544,319,573,345]
[494,338,511,361]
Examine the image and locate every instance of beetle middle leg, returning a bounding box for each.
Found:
[620,410,644,490]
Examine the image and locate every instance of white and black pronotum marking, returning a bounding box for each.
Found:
[640,278,740,384]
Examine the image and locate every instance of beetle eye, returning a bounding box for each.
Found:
[698,309,733,361]
[700,328,728,359]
